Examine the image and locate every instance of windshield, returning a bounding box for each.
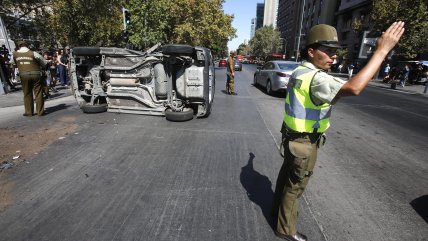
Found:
[278,63,299,71]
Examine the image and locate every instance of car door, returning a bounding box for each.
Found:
[260,62,273,87]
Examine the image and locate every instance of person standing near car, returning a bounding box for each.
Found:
[271,22,404,241]
[57,49,68,87]
[10,41,47,116]
[226,51,235,95]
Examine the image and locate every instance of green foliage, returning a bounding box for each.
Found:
[336,48,349,61]
[249,26,281,57]
[371,0,428,59]
[237,43,251,55]
[48,0,124,47]
[126,0,236,53]
[3,0,236,52]
[1,0,54,49]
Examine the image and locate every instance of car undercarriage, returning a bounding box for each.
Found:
[69,44,215,121]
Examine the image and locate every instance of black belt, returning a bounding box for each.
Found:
[281,122,324,143]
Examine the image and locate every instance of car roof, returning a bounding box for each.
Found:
[269,60,299,64]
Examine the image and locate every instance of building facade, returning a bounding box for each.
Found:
[335,0,372,61]
[256,3,265,30]
[263,0,279,28]
[277,0,339,59]
[277,0,300,58]
[250,17,256,39]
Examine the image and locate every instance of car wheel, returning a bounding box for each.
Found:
[253,75,258,86]
[81,103,107,113]
[165,108,194,122]
[266,80,273,95]
[162,44,194,55]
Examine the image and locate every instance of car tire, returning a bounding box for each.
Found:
[266,80,273,95]
[162,44,194,56]
[72,47,100,56]
[200,82,215,118]
[81,103,107,113]
[165,108,194,122]
[253,75,258,86]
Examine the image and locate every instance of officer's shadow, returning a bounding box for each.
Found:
[240,152,276,230]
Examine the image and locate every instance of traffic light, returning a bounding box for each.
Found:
[123,8,131,31]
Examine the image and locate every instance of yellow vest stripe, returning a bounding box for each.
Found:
[284,65,332,133]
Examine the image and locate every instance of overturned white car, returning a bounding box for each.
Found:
[69,44,215,121]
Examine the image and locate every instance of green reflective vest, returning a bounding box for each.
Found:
[283,65,332,133]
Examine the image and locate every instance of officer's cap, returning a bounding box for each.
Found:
[306,24,341,48]
[17,40,29,48]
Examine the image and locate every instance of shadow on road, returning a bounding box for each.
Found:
[240,152,276,231]
[220,90,238,96]
[45,103,71,115]
[410,195,428,223]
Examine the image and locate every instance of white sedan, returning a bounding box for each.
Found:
[253,60,299,95]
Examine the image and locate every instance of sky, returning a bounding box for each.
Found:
[223,0,263,52]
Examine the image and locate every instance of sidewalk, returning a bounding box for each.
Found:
[0,86,72,108]
[368,79,428,97]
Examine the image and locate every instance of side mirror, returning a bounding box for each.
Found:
[257,66,262,70]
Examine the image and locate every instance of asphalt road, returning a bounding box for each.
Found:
[0,64,427,241]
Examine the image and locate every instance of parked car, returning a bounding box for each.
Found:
[69,44,215,122]
[253,60,299,95]
[218,59,227,67]
[234,60,242,71]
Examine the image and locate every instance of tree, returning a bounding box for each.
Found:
[47,0,124,47]
[1,0,54,49]
[126,0,236,54]
[249,26,281,58]
[371,0,428,59]
[236,43,251,56]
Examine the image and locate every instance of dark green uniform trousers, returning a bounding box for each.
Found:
[21,74,44,116]
[272,126,323,235]
[226,73,234,94]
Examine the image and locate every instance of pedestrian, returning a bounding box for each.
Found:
[0,47,15,92]
[272,22,404,241]
[384,63,390,78]
[384,66,398,84]
[347,62,355,79]
[226,51,235,95]
[64,46,71,84]
[57,49,68,87]
[399,64,410,87]
[423,67,428,94]
[10,41,47,116]
[49,52,59,92]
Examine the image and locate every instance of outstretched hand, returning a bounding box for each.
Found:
[377,21,405,55]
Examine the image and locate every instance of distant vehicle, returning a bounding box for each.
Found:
[234,60,242,71]
[265,54,285,62]
[70,44,215,122]
[235,55,244,62]
[253,60,299,95]
[218,59,227,67]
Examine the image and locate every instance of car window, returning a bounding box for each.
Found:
[278,63,299,71]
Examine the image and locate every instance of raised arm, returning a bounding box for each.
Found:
[337,21,405,97]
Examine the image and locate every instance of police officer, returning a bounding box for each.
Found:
[272,22,405,241]
[226,51,235,95]
[11,41,47,116]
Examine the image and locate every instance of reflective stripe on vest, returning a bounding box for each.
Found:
[284,65,332,133]
[13,51,41,73]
